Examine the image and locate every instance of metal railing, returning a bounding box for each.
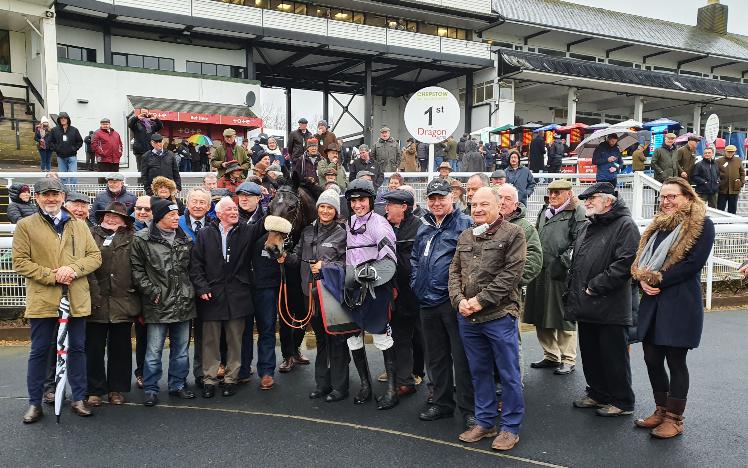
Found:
[1,171,746,310]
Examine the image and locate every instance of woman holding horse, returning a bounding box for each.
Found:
[343,179,399,410]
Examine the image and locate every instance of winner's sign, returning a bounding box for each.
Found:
[404,86,460,144]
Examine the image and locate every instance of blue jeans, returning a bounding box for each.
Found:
[28,317,87,405]
[38,149,53,171]
[433,156,443,172]
[240,287,278,378]
[57,155,78,185]
[450,159,459,172]
[458,314,524,434]
[179,158,192,172]
[144,321,191,394]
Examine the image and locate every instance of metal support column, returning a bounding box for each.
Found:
[103,23,112,65]
[693,104,703,135]
[323,84,329,122]
[285,87,292,145]
[633,95,644,123]
[464,73,473,134]
[567,87,577,124]
[245,43,256,80]
[364,59,373,146]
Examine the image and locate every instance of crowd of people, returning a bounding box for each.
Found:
[11,113,720,451]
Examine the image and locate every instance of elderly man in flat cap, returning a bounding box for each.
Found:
[288,117,312,165]
[524,179,587,376]
[350,144,383,188]
[141,133,181,196]
[13,178,101,423]
[92,117,123,182]
[90,173,136,225]
[212,128,250,179]
[717,144,745,214]
[651,133,679,183]
[371,126,400,173]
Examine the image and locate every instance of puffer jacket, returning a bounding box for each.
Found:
[287,220,347,296]
[89,186,137,224]
[411,210,473,307]
[691,158,720,195]
[130,224,196,324]
[564,201,640,326]
[48,112,83,158]
[449,218,526,323]
[462,140,485,173]
[592,141,623,182]
[88,225,140,323]
[7,184,36,223]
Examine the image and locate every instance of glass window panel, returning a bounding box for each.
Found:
[159,58,174,71]
[294,3,306,15]
[57,45,67,59]
[128,54,144,68]
[143,56,159,69]
[112,53,126,66]
[202,63,217,75]
[474,86,484,104]
[407,21,417,33]
[216,64,231,77]
[186,61,201,74]
[85,48,97,62]
[485,83,494,101]
[68,46,82,61]
[312,6,328,17]
[353,12,364,24]
[366,15,386,27]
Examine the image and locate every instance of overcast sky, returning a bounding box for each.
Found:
[562,0,747,35]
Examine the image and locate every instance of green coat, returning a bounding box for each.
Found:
[507,203,543,286]
[523,198,587,330]
[445,139,458,160]
[12,210,101,318]
[211,144,250,178]
[651,145,679,182]
[130,225,196,324]
[88,225,141,323]
[317,158,348,189]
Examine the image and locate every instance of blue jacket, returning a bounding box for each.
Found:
[410,210,472,308]
[89,187,137,224]
[179,210,217,242]
[592,142,623,182]
[505,165,536,206]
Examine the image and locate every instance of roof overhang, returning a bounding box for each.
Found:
[127,95,263,129]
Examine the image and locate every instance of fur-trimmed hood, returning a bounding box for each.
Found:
[631,200,706,285]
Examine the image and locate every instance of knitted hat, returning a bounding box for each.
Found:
[151,197,179,224]
[316,188,341,215]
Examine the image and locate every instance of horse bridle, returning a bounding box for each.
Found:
[274,186,301,252]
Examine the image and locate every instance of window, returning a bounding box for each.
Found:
[608,59,634,68]
[678,69,702,77]
[720,75,740,83]
[568,53,596,62]
[57,43,97,63]
[0,30,10,72]
[653,65,676,74]
[187,60,247,79]
[537,47,566,58]
[112,52,174,71]
[330,9,354,22]
[473,80,494,105]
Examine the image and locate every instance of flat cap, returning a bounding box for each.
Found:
[66,191,90,204]
[665,132,677,139]
[150,133,163,142]
[382,189,414,206]
[100,117,110,123]
[236,181,262,196]
[578,182,617,200]
[547,179,573,190]
[106,172,124,181]
[356,170,375,179]
[380,126,391,132]
[298,117,308,124]
[34,178,66,194]
[223,128,237,137]
[725,144,737,152]
[490,169,506,179]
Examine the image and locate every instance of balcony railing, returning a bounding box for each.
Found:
[96,0,493,61]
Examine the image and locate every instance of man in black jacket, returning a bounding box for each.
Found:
[349,144,383,188]
[546,134,567,173]
[48,112,83,184]
[287,117,312,165]
[690,146,719,208]
[191,197,263,398]
[141,133,181,195]
[565,182,640,417]
[384,189,425,397]
[528,133,546,172]
[128,109,163,171]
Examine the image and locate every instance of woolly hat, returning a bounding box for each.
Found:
[151,197,179,224]
[316,188,341,215]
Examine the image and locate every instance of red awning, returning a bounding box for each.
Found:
[129,95,262,129]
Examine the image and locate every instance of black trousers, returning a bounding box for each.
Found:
[279,283,307,360]
[86,322,133,396]
[578,322,635,411]
[134,320,146,378]
[717,194,738,214]
[391,304,424,386]
[310,307,350,393]
[420,301,474,416]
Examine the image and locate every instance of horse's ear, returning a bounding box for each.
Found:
[291,170,300,191]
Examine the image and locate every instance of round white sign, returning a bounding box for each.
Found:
[704,113,719,144]
[404,86,460,144]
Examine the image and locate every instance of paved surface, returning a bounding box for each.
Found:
[1,310,746,467]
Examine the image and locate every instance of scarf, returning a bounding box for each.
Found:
[225,142,236,162]
[545,197,571,219]
[636,224,682,273]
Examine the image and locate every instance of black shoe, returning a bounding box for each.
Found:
[169,388,196,399]
[23,405,43,424]
[464,414,477,429]
[222,384,237,397]
[419,405,454,421]
[195,376,204,387]
[325,390,348,403]
[202,384,215,398]
[554,363,575,375]
[530,358,561,369]
[143,393,158,407]
[309,388,331,399]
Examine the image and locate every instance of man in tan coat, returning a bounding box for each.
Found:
[717,144,745,214]
[13,178,101,423]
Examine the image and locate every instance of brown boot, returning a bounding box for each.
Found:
[634,391,668,429]
[651,397,686,439]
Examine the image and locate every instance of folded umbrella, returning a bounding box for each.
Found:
[54,287,71,424]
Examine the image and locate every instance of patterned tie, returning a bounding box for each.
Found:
[194,220,202,233]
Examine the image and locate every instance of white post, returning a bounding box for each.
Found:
[40,16,60,114]
[705,251,714,310]
[693,105,703,135]
[633,96,644,123]
[427,144,435,183]
[566,87,577,147]
[631,172,644,220]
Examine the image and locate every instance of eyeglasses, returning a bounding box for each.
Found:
[134,206,152,212]
[659,194,681,203]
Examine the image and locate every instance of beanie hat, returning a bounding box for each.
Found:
[151,197,179,224]
[316,188,341,215]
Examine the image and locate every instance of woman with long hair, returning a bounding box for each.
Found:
[631,177,715,439]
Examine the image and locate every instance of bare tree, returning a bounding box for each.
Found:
[259,101,287,130]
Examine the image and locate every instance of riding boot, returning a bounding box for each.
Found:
[377,347,399,410]
[351,348,372,404]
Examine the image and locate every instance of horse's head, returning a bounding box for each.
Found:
[265,171,317,259]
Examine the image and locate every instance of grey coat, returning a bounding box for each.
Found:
[371,137,400,173]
